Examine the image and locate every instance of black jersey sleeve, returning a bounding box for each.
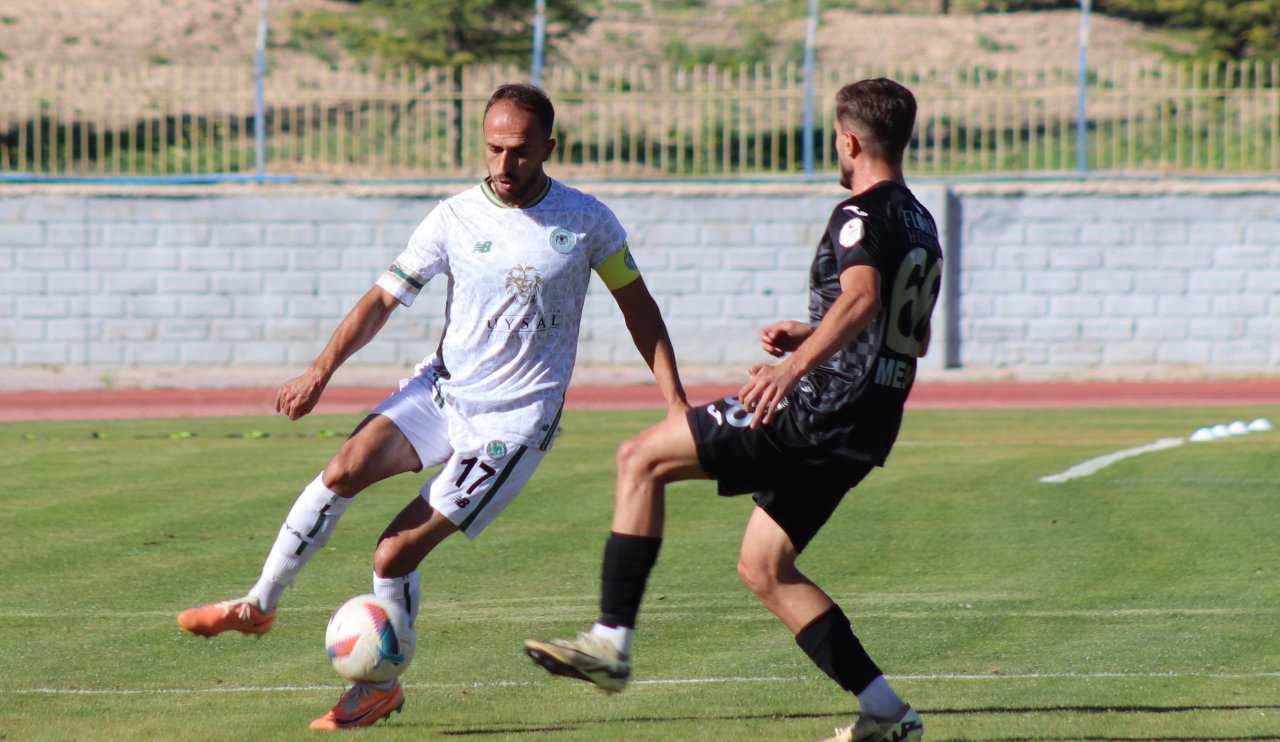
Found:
[827,203,884,275]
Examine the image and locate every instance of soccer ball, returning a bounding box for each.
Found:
[324,594,416,683]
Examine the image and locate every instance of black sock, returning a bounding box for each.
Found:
[598,531,662,628]
[795,606,883,694]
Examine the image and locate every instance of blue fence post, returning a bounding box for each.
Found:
[254,0,269,184]
[532,0,547,89]
[1076,0,1091,178]
[802,0,818,177]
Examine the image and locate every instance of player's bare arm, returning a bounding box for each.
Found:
[739,264,881,428]
[276,286,400,420]
[611,277,689,415]
[759,320,814,357]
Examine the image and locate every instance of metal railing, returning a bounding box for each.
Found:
[1,61,1277,180]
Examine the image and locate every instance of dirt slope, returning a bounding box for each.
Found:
[0,2,1175,70]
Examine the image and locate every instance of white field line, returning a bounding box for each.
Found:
[10,671,1280,696]
[4,605,1278,621]
[1109,477,1280,485]
[1039,437,1186,483]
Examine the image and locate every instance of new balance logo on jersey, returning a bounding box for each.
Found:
[473,241,492,253]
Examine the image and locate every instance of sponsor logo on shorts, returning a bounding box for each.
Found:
[473,241,492,253]
[450,494,471,509]
[485,440,508,460]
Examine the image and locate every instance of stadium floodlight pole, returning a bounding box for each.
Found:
[1076,0,1091,178]
[802,0,819,177]
[254,0,269,184]
[532,0,547,89]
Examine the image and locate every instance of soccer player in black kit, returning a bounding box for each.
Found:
[525,78,942,742]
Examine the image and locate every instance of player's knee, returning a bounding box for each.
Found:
[323,451,368,494]
[615,436,647,479]
[372,535,412,578]
[616,433,663,484]
[737,554,778,598]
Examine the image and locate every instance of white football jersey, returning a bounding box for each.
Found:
[376,178,632,449]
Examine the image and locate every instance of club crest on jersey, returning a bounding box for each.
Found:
[549,227,577,254]
[504,265,543,305]
[485,441,508,460]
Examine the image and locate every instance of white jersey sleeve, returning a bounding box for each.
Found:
[585,202,627,270]
[376,206,451,307]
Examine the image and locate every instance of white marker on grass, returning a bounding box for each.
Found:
[1039,438,1186,484]
[1043,416,1274,483]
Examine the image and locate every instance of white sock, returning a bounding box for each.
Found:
[248,474,352,611]
[856,675,907,720]
[590,622,633,656]
[372,570,422,628]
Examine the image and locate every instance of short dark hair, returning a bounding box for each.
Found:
[835,78,917,165]
[485,84,555,138]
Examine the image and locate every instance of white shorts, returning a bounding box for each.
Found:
[370,370,547,539]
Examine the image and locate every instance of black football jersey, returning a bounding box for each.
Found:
[789,181,943,465]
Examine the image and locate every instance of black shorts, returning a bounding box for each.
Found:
[687,396,875,552]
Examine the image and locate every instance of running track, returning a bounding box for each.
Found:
[2,380,1280,421]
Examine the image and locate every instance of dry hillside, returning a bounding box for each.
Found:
[0,1,1179,71]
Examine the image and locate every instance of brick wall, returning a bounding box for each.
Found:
[956,190,1280,370]
[1,183,1277,375]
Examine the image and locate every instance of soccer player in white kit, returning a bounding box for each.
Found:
[176,84,689,730]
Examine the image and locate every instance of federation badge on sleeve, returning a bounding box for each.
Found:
[838,217,865,248]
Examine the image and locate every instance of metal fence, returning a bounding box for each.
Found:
[1,61,1277,180]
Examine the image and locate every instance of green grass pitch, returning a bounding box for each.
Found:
[1,406,1278,741]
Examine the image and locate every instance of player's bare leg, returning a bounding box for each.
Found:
[525,413,705,691]
[177,414,422,637]
[370,495,459,628]
[314,443,462,731]
[610,411,707,537]
[738,507,919,742]
[737,507,836,633]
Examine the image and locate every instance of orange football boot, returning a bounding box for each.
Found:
[176,597,276,637]
[309,681,405,730]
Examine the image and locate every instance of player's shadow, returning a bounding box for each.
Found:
[431,703,1280,738]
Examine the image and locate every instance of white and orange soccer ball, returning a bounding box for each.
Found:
[324,594,416,683]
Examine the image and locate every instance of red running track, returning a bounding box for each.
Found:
[2,380,1279,421]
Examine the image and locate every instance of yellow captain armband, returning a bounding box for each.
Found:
[596,243,642,290]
